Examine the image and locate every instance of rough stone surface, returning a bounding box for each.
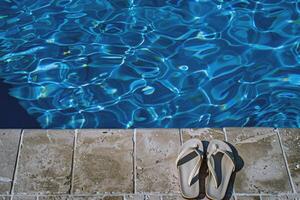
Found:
[226,128,292,193]
[103,196,123,200]
[14,130,74,194]
[181,128,225,142]
[125,195,160,200]
[261,194,300,200]
[279,128,300,193]
[0,129,21,194]
[73,129,133,194]
[124,195,143,200]
[136,129,181,193]
[38,197,71,200]
[13,196,37,200]
[162,195,234,200]
[235,196,260,200]
[161,195,185,200]
[0,197,10,200]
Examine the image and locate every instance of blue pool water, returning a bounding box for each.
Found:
[1,0,300,128]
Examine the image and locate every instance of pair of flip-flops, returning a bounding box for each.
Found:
[176,139,235,200]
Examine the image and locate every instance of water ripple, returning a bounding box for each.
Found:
[0,0,300,128]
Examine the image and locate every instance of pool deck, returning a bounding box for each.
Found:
[0,128,299,200]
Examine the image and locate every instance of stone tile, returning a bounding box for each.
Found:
[103,196,123,200]
[162,194,234,200]
[73,129,133,194]
[279,128,300,192]
[14,130,74,194]
[261,194,300,200]
[226,128,292,194]
[161,195,184,200]
[125,195,159,200]
[0,129,21,194]
[181,128,225,142]
[136,129,181,193]
[235,196,260,200]
[40,196,102,200]
[39,196,72,200]
[0,197,10,200]
[74,197,102,200]
[13,196,37,200]
[143,196,160,200]
[124,195,143,200]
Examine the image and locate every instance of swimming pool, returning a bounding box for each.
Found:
[1,0,300,128]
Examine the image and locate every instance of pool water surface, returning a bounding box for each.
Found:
[1,0,300,128]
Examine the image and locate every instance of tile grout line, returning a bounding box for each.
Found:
[10,129,24,199]
[70,129,78,194]
[179,128,183,145]
[275,128,297,193]
[223,127,228,142]
[133,128,137,194]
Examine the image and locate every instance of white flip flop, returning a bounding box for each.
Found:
[206,140,235,200]
[176,139,204,199]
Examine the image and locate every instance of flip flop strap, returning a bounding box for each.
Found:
[176,148,203,186]
[176,146,203,167]
[207,148,235,188]
[188,154,202,186]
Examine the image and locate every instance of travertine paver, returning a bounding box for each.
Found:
[279,128,300,192]
[13,196,37,200]
[0,129,21,194]
[39,197,71,200]
[103,196,123,200]
[161,195,184,200]
[162,195,234,200]
[125,195,160,200]
[14,130,74,194]
[39,197,122,200]
[235,196,260,200]
[226,128,292,193]
[136,129,181,193]
[181,128,225,142]
[261,194,300,200]
[73,129,133,194]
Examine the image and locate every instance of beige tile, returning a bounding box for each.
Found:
[38,197,71,200]
[161,195,185,200]
[0,129,21,194]
[279,128,300,192]
[73,196,103,200]
[40,197,102,200]
[235,196,260,200]
[124,195,143,200]
[143,195,160,200]
[0,197,10,200]
[162,194,234,200]
[73,129,133,194]
[13,196,37,200]
[261,194,300,200]
[103,196,123,200]
[181,128,225,142]
[226,128,292,194]
[14,130,74,194]
[125,195,159,200]
[136,129,181,193]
